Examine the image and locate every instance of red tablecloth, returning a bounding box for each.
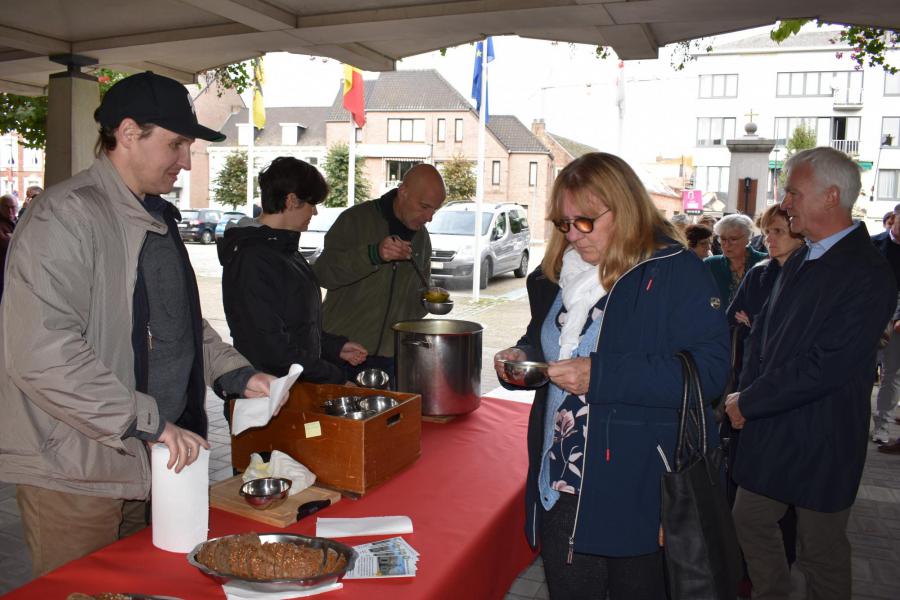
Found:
[4,397,536,600]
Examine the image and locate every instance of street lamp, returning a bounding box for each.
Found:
[872,133,894,202]
[772,147,780,204]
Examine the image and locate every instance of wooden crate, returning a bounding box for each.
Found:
[231,383,421,496]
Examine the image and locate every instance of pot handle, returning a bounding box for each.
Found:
[401,336,432,348]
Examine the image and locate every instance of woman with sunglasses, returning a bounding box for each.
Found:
[494,152,730,599]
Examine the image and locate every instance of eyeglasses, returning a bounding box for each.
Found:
[719,235,749,245]
[553,207,611,234]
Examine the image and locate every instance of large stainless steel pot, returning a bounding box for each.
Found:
[393,319,483,416]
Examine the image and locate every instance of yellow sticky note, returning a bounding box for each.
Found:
[304,421,322,438]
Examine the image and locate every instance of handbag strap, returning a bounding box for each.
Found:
[674,351,708,471]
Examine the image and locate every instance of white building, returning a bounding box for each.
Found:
[686,30,900,228]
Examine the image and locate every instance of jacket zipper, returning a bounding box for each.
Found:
[566,248,684,564]
[147,324,153,351]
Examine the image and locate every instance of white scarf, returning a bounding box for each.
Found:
[558,247,606,360]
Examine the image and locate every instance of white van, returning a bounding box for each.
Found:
[427,202,530,289]
[299,207,346,264]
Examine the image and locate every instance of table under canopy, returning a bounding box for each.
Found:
[4,396,536,599]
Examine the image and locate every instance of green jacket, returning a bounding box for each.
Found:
[313,197,429,357]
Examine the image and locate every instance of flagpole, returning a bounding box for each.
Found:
[245,61,255,218]
[472,39,488,301]
[348,114,357,207]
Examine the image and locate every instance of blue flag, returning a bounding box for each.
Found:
[471,37,494,122]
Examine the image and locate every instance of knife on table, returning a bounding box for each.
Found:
[297,499,331,521]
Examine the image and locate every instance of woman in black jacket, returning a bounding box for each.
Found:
[218,156,366,382]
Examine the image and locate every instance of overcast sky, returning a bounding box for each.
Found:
[254,24,839,164]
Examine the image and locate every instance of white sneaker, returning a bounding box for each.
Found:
[872,427,891,444]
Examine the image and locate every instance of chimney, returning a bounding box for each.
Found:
[531,119,546,137]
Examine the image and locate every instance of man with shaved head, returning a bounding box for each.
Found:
[314,163,446,386]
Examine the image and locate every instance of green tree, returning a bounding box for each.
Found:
[786,122,817,158]
[323,142,370,207]
[441,155,476,202]
[771,20,898,74]
[213,151,249,210]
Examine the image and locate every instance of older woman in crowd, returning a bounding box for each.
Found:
[494,152,729,599]
[685,223,714,259]
[704,214,767,305]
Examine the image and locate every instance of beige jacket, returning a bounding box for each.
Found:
[0,154,249,499]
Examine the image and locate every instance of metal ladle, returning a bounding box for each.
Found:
[409,254,430,288]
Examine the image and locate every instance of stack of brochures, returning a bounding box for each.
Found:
[343,537,419,579]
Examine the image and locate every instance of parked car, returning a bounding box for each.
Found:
[299,207,347,264]
[215,211,249,240]
[427,202,530,289]
[178,208,222,244]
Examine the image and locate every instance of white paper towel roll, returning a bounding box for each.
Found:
[151,443,209,553]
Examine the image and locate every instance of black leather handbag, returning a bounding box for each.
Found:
[661,351,742,600]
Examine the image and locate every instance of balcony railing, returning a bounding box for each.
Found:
[831,139,860,155]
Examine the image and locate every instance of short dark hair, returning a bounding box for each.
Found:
[94,122,155,156]
[258,156,328,214]
[684,224,713,248]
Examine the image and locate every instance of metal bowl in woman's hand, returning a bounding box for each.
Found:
[498,359,550,389]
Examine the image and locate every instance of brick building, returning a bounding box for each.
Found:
[210,69,558,241]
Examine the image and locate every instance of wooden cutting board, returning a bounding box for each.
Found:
[210,475,341,528]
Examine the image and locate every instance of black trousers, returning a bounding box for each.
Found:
[540,492,668,600]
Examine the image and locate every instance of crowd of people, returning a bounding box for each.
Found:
[494,146,897,599]
[0,71,897,600]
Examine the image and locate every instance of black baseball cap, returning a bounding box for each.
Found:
[94,71,226,142]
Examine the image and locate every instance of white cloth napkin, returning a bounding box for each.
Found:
[558,248,605,360]
[316,516,413,538]
[241,450,317,496]
[222,581,341,599]
[232,364,303,435]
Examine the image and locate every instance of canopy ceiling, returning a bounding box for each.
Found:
[1,0,899,95]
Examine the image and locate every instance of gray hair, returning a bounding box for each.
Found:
[784,146,861,211]
[714,213,754,238]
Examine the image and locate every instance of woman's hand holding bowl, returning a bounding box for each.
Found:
[547,357,591,396]
[494,347,527,377]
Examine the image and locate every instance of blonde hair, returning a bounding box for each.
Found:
[541,152,679,289]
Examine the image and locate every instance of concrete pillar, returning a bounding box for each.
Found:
[725,121,775,216]
[44,67,98,186]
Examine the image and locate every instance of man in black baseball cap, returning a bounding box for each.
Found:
[95,70,225,142]
[0,70,277,576]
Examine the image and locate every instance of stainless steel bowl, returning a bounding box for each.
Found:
[355,367,390,389]
[322,396,363,416]
[188,532,357,592]
[239,477,292,510]
[498,359,550,389]
[358,395,398,413]
[422,298,454,315]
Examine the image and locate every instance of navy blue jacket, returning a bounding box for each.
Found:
[734,224,896,512]
[515,243,730,557]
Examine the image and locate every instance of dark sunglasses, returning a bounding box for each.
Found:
[552,207,611,234]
